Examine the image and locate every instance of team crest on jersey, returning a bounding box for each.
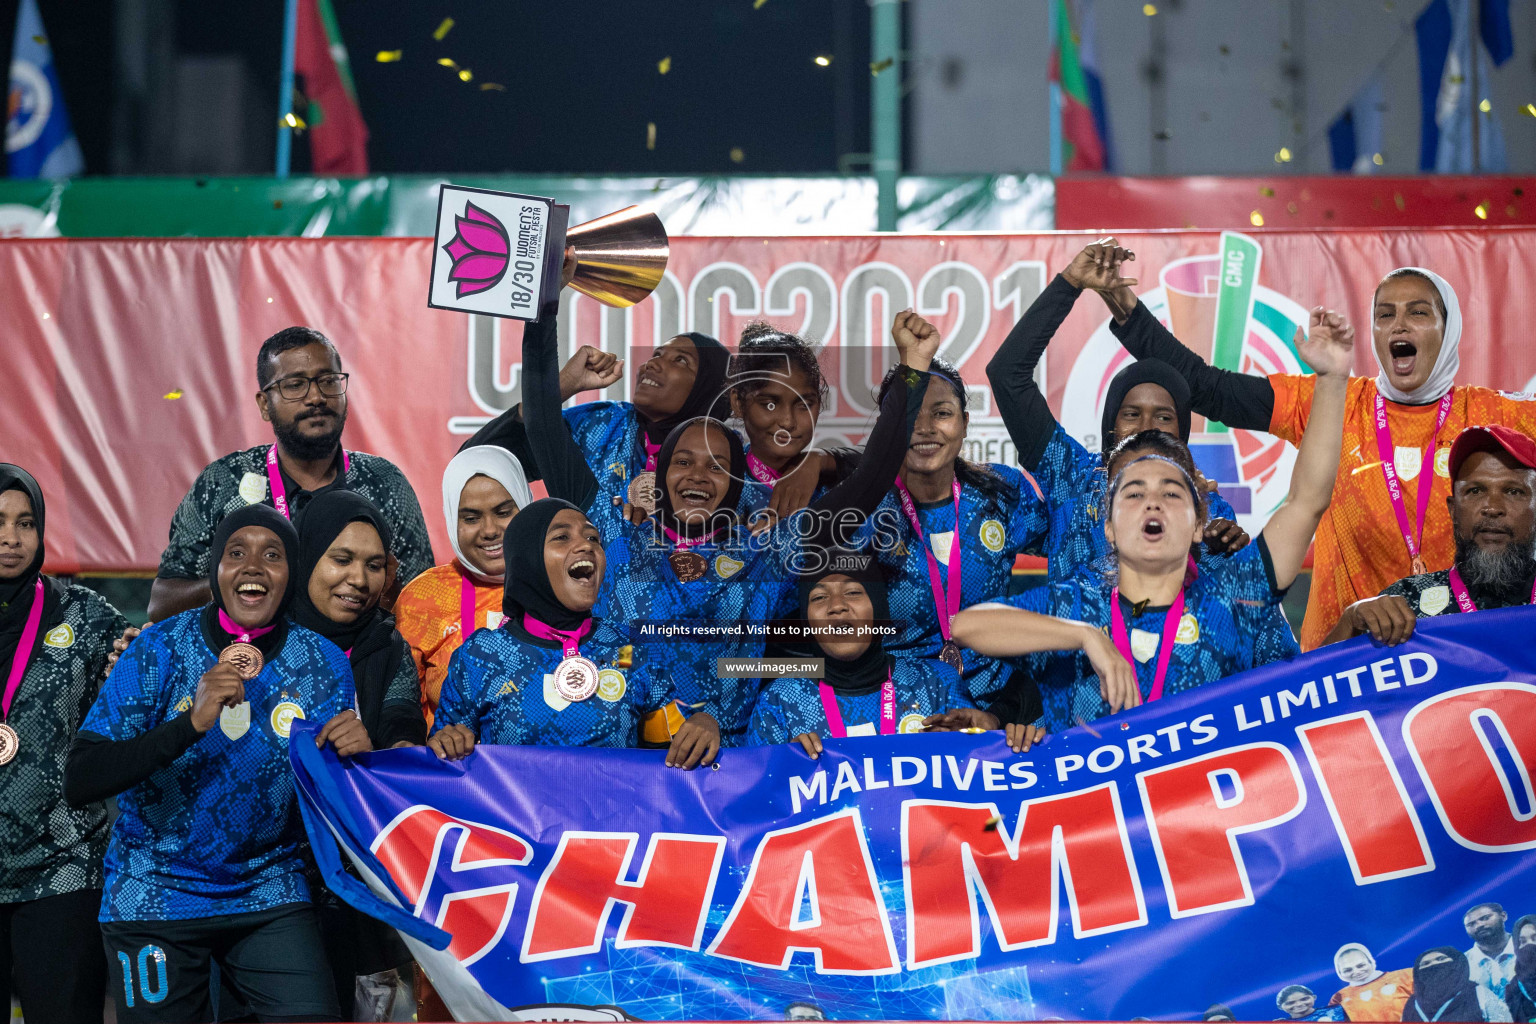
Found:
[1419,585,1451,616]
[174,695,194,714]
[1434,447,1451,478]
[898,713,926,734]
[1175,614,1200,644]
[43,623,74,648]
[597,669,627,702]
[714,555,744,579]
[220,701,251,740]
[978,519,1006,553]
[270,701,305,738]
[238,472,268,505]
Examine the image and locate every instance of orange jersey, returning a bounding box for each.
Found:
[394,561,504,730]
[1329,967,1414,1021]
[1268,374,1536,650]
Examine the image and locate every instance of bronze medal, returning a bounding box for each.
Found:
[553,655,601,702]
[219,641,265,681]
[0,722,17,765]
[939,640,965,675]
[627,472,658,516]
[668,550,708,583]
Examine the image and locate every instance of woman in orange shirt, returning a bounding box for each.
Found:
[1104,264,1536,649]
[394,445,533,728]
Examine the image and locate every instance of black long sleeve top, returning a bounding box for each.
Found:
[986,274,1082,473]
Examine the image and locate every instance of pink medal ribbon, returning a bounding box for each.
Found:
[817,671,896,738]
[460,575,479,640]
[745,450,781,484]
[1447,565,1536,613]
[1,579,46,722]
[1109,587,1185,703]
[642,436,662,473]
[216,609,276,644]
[266,444,352,520]
[662,526,719,551]
[521,613,593,658]
[1373,390,1454,576]
[895,478,963,647]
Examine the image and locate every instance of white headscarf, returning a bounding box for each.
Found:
[442,445,534,583]
[1373,266,1462,405]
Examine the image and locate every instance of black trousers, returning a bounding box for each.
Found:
[0,888,108,1024]
[100,903,340,1024]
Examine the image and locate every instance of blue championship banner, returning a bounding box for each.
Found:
[293,610,1536,1021]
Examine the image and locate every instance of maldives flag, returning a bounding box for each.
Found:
[294,0,369,174]
[1050,0,1107,172]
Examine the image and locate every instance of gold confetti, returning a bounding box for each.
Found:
[1274,146,1292,163]
[281,112,307,129]
[1286,201,1299,215]
[458,68,472,81]
[1259,186,1275,197]
[164,390,184,400]
[1508,204,1520,218]
[1142,3,1157,14]
[658,56,672,75]
[754,0,768,7]
[814,55,832,67]
[1250,210,1265,226]
[1475,202,1489,220]
[432,17,455,41]
[646,122,657,150]
[870,56,894,76]
[437,58,457,69]
[1524,103,1536,118]
[1394,192,1406,211]
[982,815,1002,832]
[1479,98,1491,113]
[479,82,505,91]
[1219,44,1230,55]
[31,34,45,44]
[1373,152,1384,165]
[375,50,403,62]
[729,146,745,163]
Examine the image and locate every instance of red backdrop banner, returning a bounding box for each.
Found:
[4,228,1534,575]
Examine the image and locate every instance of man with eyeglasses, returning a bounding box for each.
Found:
[147,327,432,620]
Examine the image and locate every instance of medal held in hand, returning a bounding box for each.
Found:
[668,550,708,583]
[939,640,965,674]
[218,642,265,681]
[628,471,659,516]
[0,722,18,765]
[553,655,601,702]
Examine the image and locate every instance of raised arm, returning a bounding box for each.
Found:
[1099,284,1276,432]
[521,312,618,511]
[807,310,938,530]
[951,602,1140,715]
[988,239,1137,470]
[1254,308,1353,590]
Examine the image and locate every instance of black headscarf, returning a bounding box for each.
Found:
[0,465,65,680]
[640,332,731,447]
[1403,948,1483,1023]
[502,497,592,636]
[1507,919,1536,1024]
[201,503,298,659]
[1101,358,1193,455]
[654,416,746,541]
[290,491,405,738]
[797,550,891,693]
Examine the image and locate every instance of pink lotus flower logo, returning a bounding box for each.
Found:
[441,202,510,298]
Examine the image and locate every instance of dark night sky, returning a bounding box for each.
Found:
[18,0,877,176]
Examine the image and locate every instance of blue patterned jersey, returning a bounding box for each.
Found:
[747,657,964,745]
[998,545,1297,732]
[81,610,355,922]
[862,465,1048,706]
[1029,424,1240,584]
[599,520,803,746]
[433,619,669,747]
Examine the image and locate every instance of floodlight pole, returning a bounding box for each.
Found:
[871,0,901,231]
[276,0,299,178]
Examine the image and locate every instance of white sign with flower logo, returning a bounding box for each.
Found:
[429,185,565,321]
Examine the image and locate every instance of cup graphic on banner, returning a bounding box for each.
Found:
[428,185,670,321]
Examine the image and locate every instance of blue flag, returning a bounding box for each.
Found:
[294,609,1536,1022]
[1416,0,1511,173]
[6,0,84,178]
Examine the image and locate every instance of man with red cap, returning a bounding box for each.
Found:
[1326,424,1536,645]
